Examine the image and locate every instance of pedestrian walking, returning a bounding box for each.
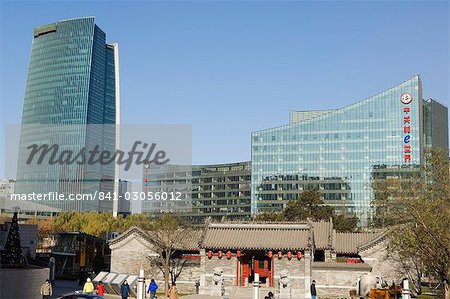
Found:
[121,280,131,299]
[147,279,158,299]
[83,278,95,294]
[40,279,52,299]
[167,283,179,299]
[97,280,106,297]
[311,280,317,299]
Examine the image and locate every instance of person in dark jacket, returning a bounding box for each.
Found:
[147,279,158,299]
[121,280,131,299]
[78,268,87,286]
[311,280,317,299]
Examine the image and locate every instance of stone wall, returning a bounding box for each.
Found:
[109,231,202,294]
[274,254,307,298]
[143,258,202,294]
[360,241,404,284]
[0,267,49,299]
[305,241,409,298]
[110,232,154,275]
[203,254,238,290]
[312,268,368,298]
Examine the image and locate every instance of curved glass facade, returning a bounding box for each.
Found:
[251,76,425,225]
[16,17,119,212]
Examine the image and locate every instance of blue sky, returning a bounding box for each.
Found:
[1,0,449,178]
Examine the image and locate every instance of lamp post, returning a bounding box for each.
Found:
[253,273,260,299]
[402,279,410,299]
[137,269,145,299]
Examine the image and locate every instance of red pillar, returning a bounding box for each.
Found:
[236,255,239,286]
[271,256,274,287]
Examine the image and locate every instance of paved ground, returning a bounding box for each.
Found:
[183,295,252,299]
[50,280,82,298]
[50,280,123,298]
[104,294,253,299]
[50,280,257,298]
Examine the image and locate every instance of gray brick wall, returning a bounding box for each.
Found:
[204,255,238,289]
[109,231,202,294]
[360,241,405,284]
[312,269,367,298]
[110,233,154,275]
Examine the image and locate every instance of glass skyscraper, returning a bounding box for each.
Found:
[15,17,120,212]
[251,76,448,225]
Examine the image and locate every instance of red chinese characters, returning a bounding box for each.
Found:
[401,92,413,163]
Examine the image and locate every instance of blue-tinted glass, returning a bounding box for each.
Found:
[16,17,118,212]
[251,76,425,225]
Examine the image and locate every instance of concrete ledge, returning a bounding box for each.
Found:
[0,266,49,299]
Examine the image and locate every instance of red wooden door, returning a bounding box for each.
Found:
[253,257,272,285]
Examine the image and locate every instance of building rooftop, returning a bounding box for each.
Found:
[108,226,203,251]
[0,197,61,213]
[110,219,386,254]
[312,261,372,271]
[201,222,311,251]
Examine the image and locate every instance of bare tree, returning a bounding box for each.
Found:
[146,213,196,293]
[373,148,450,299]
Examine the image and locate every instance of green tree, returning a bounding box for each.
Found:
[253,211,284,222]
[25,218,56,244]
[284,189,331,221]
[333,214,359,233]
[373,148,450,298]
[52,212,151,238]
[254,189,359,232]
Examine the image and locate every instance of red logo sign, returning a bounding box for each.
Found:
[400,92,413,105]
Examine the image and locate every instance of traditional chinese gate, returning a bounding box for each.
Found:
[240,253,273,287]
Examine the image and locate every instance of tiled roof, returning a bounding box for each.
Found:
[174,229,203,251]
[311,220,332,249]
[109,226,202,250]
[333,231,385,254]
[312,262,372,271]
[358,231,387,253]
[109,221,386,254]
[201,223,310,251]
[108,226,152,246]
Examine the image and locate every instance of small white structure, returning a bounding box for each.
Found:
[279,270,292,298]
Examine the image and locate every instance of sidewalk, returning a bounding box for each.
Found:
[182,295,252,299]
[50,280,82,298]
[104,296,252,299]
[50,281,255,299]
[102,294,252,299]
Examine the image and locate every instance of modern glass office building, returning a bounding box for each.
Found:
[15,17,120,212]
[142,162,252,224]
[251,76,448,225]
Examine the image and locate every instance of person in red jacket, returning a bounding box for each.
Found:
[97,281,106,297]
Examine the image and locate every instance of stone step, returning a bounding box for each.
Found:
[234,287,276,296]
